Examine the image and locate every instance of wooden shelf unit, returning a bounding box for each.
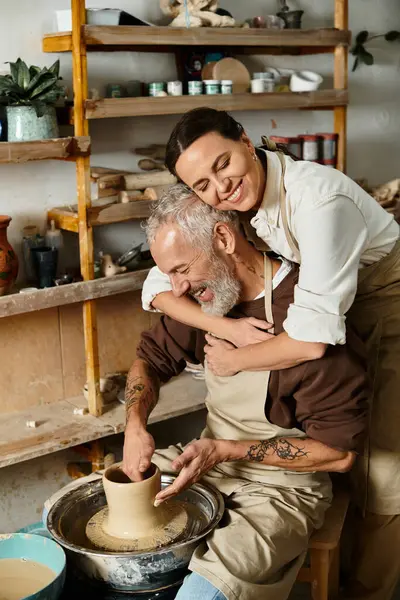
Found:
[0,136,90,164]
[43,0,349,420]
[43,25,350,53]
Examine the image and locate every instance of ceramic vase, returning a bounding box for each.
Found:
[6,105,59,142]
[0,216,18,296]
[103,464,169,540]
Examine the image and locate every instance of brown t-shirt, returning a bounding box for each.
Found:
[137,266,368,453]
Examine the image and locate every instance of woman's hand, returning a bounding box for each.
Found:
[222,317,273,348]
[154,439,227,505]
[204,335,239,376]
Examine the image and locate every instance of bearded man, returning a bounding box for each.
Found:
[123,184,368,600]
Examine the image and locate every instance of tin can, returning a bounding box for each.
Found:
[221,80,233,95]
[251,79,264,94]
[106,84,124,98]
[204,80,221,95]
[188,80,203,96]
[300,134,319,161]
[287,137,302,158]
[167,81,183,96]
[316,132,338,162]
[148,82,166,97]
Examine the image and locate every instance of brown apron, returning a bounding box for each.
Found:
[276,151,400,516]
[153,256,331,600]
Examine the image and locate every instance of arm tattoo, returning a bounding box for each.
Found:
[246,438,309,462]
[125,366,159,421]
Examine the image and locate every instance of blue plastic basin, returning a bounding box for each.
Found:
[0,533,66,600]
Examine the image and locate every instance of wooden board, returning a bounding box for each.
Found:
[43,26,351,53]
[0,372,206,469]
[85,90,348,119]
[0,269,150,318]
[0,137,90,164]
[48,201,154,231]
[0,399,114,469]
[89,200,155,226]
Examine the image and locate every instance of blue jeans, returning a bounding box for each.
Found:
[175,572,227,600]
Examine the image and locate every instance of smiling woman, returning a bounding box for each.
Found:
[140,106,400,600]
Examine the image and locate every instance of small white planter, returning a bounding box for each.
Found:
[6,105,59,141]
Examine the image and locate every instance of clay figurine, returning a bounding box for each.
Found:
[100,253,127,277]
[160,0,235,28]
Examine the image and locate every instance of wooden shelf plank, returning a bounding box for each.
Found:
[89,199,155,226]
[70,371,207,435]
[43,26,351,53]
[47,206,80,233]
[48,200,154,232]
[0,372,206,469]
[86,90,348,119]
[0,137,90,164]
[0,269,150,319]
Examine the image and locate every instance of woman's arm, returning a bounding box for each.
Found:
[142,265,272,346]
[152,291,274,348]
[204,332,326,375]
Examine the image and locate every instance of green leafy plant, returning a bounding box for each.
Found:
[0,58,64,117]
[351,30,400,71]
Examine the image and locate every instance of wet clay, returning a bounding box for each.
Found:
[0,558,55,600]
[86,464,188,552]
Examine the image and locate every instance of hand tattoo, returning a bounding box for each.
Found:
[246,438,309,462]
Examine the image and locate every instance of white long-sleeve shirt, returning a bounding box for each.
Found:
[142,150,399,345]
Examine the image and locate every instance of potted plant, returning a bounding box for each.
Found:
[0,58,64,141]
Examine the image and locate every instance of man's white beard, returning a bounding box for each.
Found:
[195,253,241,317]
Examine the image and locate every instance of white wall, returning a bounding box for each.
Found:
[0,0,399,530]
[1,0,399,280]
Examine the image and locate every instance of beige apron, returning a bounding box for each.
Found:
[276,151,400,516]
[154,256,331,600]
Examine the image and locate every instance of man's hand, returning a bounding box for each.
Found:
[123,424,155,482]
[154,439,227,505]
[204,334,239,376]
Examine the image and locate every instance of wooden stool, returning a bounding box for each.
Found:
[296,488,350,600]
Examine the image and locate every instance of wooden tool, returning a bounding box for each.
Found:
[134,144,167,161]
[124,171,177,191]
[143,184,173,201]
[138,158,167,171]
[212,58,251,93]
[119,190,148,203]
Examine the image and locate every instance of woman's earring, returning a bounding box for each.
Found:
[253,153,258,161]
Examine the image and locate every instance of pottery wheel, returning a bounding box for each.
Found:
[85,501,188,552]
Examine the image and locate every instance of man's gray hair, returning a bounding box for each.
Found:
[145,183,240,249]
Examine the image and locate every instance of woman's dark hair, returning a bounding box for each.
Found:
[165,107,298,177]
[165,108,245,177]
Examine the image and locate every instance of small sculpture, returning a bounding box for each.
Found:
[100,253,127,278]
[160,0,235,28]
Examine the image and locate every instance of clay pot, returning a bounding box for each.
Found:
[0,216,18,296]
[103,464,168,540]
